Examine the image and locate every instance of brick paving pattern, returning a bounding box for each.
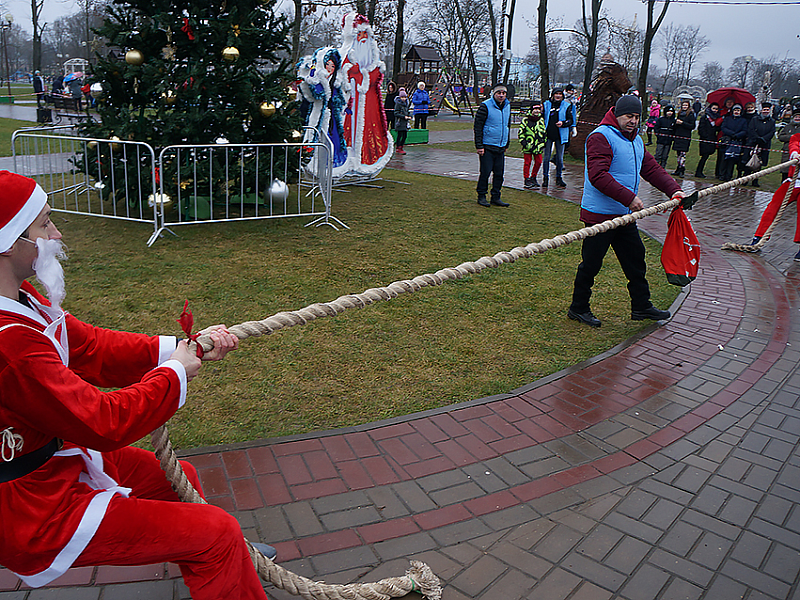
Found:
[3,123,800,599]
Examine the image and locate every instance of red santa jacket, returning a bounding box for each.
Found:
[0,282,185,585]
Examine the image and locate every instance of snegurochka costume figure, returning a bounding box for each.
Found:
[298,46,350,178]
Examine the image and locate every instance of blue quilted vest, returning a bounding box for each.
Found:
[581,124,644,215]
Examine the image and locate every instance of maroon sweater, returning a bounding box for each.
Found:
[580,108,682,225]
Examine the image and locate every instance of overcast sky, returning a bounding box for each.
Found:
[6,0,798,74]
[511,0,799,72]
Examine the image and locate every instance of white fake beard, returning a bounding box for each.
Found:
[33,238,67,311]
[350,38,374,68]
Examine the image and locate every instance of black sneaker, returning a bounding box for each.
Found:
[541,179,549,187]
[631,307,671,321]
[524,178,535,189]
[556,178,567,188]
[567,308,601,328]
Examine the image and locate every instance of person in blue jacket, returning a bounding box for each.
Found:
[542,88,573,188]
[473,83,512,207]
[411,82,430,129]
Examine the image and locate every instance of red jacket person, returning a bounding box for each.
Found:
[0,171,272,599]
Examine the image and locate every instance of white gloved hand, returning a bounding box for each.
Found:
[791,151,800,161]
[571,127,578,138]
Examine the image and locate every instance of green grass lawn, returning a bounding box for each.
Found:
[0,117,39,156]
[51,168,679,449]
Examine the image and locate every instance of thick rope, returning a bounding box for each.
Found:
[721,165,800,253]
[151,157,797,600]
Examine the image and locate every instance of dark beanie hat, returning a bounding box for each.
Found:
[615,95,642,116]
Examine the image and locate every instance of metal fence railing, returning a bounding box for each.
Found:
[11,128,343,247]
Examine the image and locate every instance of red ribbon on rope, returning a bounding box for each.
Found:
[177,300,204,357]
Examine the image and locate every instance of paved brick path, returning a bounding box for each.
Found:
[3,126,800,600]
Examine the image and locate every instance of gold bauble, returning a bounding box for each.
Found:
[222,46,240,62]
[87,140,98,150]
[161,90,177,105]
[259,102,276,117]
[110,136,122,151]
[125,49,144,66]
[290,129,302,141]
[287,87,298,102]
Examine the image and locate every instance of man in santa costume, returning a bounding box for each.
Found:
[0,170,273,600]
[340,12,393,176]
[750,132,800,261]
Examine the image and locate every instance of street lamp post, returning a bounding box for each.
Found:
[1,14,13,100]
[742,55,752,90]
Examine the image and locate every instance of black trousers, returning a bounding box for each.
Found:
[476,147,505,200]
[570,223,653,314]
[396,129,407,146]
[414,114,428,129]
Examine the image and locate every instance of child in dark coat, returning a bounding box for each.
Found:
[653,105,676,168]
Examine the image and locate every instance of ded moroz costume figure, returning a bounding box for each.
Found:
[340,12,393,176]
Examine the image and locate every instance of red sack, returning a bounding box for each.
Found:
[661,205,700,286]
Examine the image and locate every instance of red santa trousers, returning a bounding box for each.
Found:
[754,183,800,243]
[73,447,269,600]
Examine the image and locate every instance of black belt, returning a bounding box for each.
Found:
[0,438,62,483]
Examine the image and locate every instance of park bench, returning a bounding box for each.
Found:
[50,95,91,125]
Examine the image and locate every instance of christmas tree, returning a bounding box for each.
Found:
[80,0,301,210]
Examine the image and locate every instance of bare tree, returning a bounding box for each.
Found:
[637,0,671,101]
[608,16,643,80]
[392,0,406,81]
[537,0,549,98]
[526,32,565,87]
[700,61,724,90]
[31,0,45,71]
[728,55,753,89]
[579,0,604,99]
[565,15,608,89]
[413,0,492,87]
[677,25,709,84]
[658,23,682,91]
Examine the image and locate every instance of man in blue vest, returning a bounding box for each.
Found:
[567,95,685,328]
[474,83,512,207]
[542,88,573,189]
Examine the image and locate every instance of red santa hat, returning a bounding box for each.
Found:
[0,171,48,253]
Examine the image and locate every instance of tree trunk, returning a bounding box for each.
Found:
[487,0,499,85]
[581,0,602,99]
[392,0,405,81]
[502,0,517,84]
[367,0,377,24]
[538,0,549,99]
[31,0,43,71]
[637,0,670,102]
[455,0,480,103]
[291,0,302,64]
[356,0,367,17]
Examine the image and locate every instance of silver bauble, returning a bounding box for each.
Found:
[268,179,289,202]
[90,83,104,99]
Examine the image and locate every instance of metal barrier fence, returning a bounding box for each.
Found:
[11,127,341,247]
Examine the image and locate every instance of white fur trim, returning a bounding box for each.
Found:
[158,335,176,366]
[0,184,47,253]
[160,358,187,408]
[14,449,131,588]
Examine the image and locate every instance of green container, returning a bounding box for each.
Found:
[390,128,429,145]
[180,195,212,220]
[0,96,15,104]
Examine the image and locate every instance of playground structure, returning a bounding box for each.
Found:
[396,45,475,118]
